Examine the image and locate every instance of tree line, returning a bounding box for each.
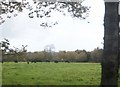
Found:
[32,48,103,62]
[1,39,103,63]
[2,48,103,63]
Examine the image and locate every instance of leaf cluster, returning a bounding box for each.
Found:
[0,0,90,27]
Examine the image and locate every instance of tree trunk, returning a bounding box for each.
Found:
[101,2,119,87]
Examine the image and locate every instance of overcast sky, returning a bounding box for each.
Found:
[0,0,105,52]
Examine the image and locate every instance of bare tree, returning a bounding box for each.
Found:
[44,44,55,61]
[21,45,28,63]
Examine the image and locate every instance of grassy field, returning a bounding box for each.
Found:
[2,62,120,86]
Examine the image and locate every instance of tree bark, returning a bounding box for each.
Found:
[101,2,119,87]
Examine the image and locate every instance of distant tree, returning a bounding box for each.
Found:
[82,50,90,62]
[52,52,61,61]
[75,49,82,54]
[39,51,46,61]
[65,51,77,62]
[29,51,45,62]
[20,45,28,62]
[90,47,103,62]
[76,50,87,62]
[75,49,88,62]
[58,51,66,61]
[44,44,55,61]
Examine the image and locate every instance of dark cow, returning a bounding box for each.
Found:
[14,61,18,63]
[65,60,70,63]
[54,61,59,63]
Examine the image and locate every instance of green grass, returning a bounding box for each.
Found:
[2,62,120,86]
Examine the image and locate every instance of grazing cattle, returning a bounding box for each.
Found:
[46,60,50,62]
[38,60,42,62]
[65,60,70,63]
[27,62,29,64]
[54,61,58,63]
[31,60,36,63]
[14,61,18,63]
